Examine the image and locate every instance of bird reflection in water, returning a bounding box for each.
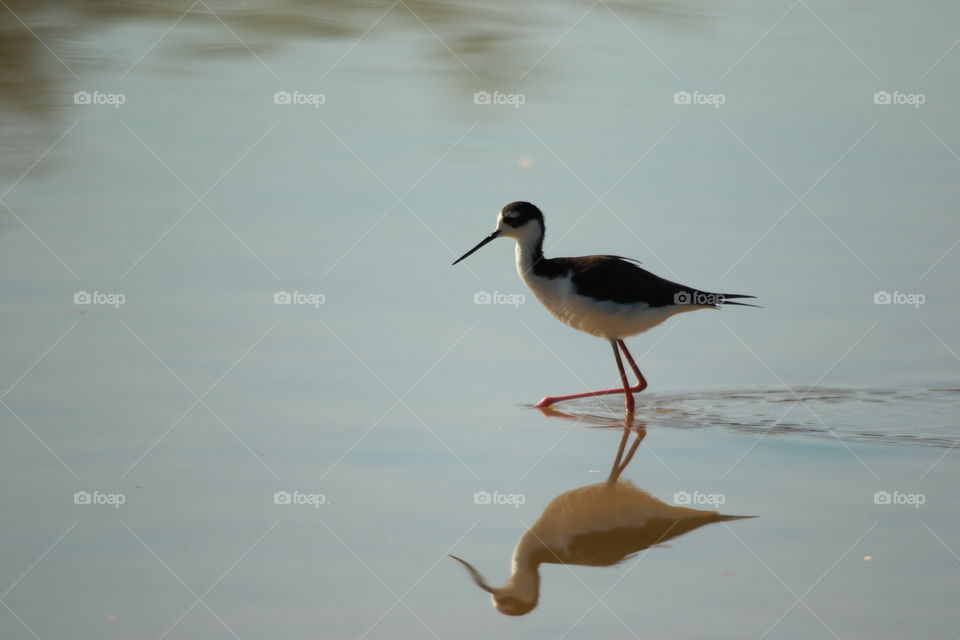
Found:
[451,416,755,616]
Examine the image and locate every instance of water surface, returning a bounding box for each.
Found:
[2,1,959,638]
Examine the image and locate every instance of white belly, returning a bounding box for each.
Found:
[520,271,691,339]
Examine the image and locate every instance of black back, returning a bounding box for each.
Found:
[556,256,693,306]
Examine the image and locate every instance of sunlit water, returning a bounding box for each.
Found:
[2,1,959,638]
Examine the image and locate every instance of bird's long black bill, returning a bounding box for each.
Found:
[452,231,499,265]
[448,555,496,593]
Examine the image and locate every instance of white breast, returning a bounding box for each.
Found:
[518,268,683,340]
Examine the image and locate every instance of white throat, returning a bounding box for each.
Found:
[509,221,544,278]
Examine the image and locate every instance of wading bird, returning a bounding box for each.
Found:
[453,202,757,411]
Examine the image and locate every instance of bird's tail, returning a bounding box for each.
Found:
[716,293,760,308]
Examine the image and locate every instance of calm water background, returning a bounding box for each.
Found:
[1,1,959,638]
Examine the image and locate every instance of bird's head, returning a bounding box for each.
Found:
[448,554,538,616]
[452,201,544,265]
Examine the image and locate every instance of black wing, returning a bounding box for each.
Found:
[554,256,757,308]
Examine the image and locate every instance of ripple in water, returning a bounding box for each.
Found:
[539,388,960,449]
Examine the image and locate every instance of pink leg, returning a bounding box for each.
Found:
[534,339,648,409]
[616,340,648,394]
[612,341,635,413]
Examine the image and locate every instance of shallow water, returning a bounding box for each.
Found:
[546,387,960,448]
[2,1,959,638]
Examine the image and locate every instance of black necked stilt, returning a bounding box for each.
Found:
[453,201,757,412]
